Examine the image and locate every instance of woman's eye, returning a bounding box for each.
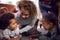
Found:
[12,23,15,25]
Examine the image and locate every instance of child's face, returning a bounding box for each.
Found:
[41,18,53,30]
[8,19,18,30]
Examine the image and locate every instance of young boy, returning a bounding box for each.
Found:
[0,13,21,40]
[40,13,60,40]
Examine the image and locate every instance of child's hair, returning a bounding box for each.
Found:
[0,13,15,30]
[43,13,57,25]
[17,1,37,18]
[43,13,60,35]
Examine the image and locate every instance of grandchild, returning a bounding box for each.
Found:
[40,13,60,40]
[0,13,21,40]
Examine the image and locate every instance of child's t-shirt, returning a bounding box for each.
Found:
[3,27,20,39]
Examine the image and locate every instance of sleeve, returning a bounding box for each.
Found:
[3,29,10,39]
[30,17,37,26]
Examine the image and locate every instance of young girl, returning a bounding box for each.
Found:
[0,13,21,40]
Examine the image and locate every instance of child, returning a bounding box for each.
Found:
[0,13,21,40]
[40,13,60,40]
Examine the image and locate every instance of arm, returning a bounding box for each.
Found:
[19,17,37,33]
[9,34,22,40]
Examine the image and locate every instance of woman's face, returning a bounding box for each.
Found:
[20,8,30,19]
[8,19,18,30]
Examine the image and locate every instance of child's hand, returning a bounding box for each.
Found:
[7,34,22,40]
[18,33,22,40]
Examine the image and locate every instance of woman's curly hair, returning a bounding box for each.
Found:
[17,1,37,18]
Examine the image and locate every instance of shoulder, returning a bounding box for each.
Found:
[3,29,10,34]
